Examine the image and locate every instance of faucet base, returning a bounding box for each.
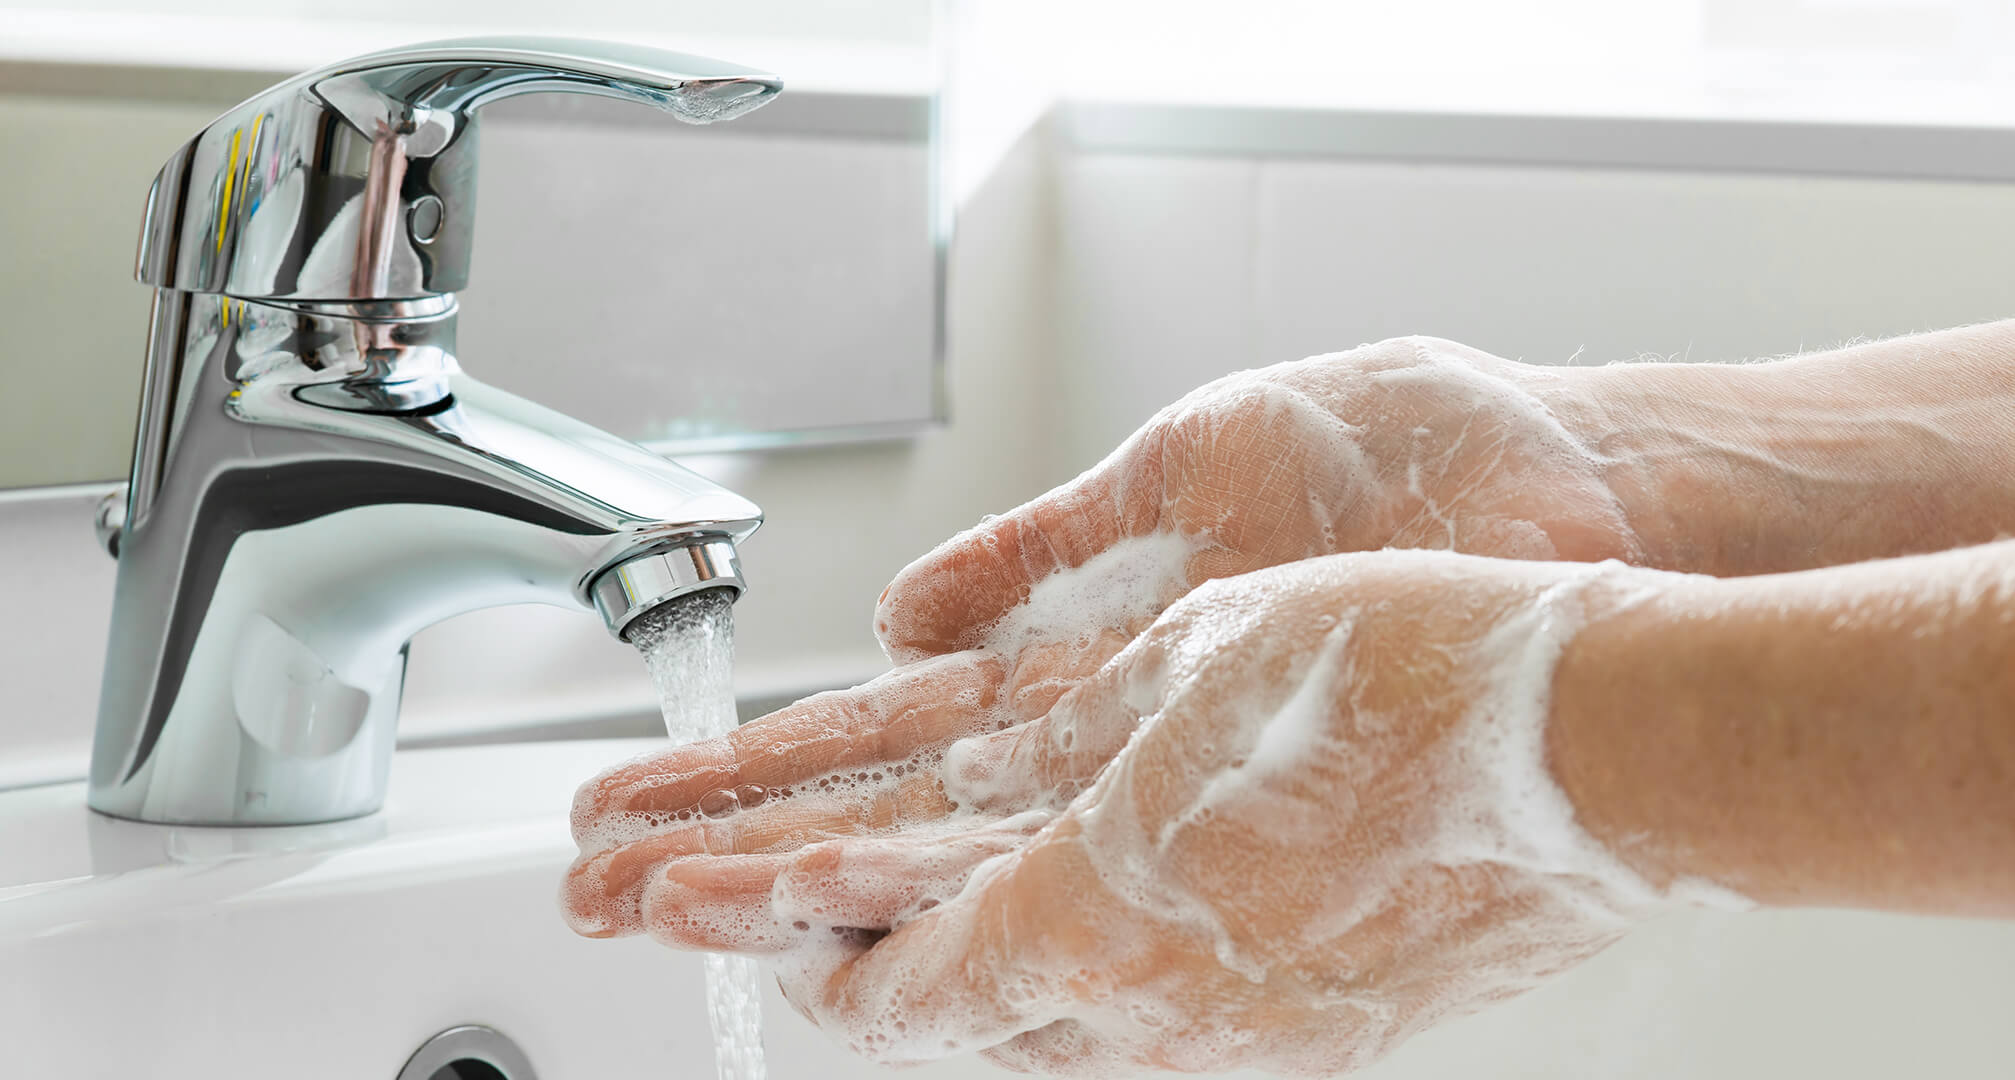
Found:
[88,638,406,828]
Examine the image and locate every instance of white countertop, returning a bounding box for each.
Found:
[0,737,661,903]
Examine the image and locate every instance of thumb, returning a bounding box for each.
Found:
[874,433,1169,664]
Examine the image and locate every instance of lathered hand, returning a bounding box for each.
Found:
[875,334,1648,662]
[767,553,1695,1074]
[565,336,1653,937]
[561,327,2015,1074]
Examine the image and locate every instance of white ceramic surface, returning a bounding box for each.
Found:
[5,736,2014,1079]
[0,737,1003,1080]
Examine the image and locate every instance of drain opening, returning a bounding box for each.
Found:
[397,1026,536,1080]
[428,1061,508,1080]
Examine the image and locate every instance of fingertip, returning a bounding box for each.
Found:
[874,497,1086,662]
[569,751,656,844]
[568,773,607,846]
[561,848,644,939]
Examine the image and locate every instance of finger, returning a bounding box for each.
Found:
[571,651,1005,844]
[996,627,1134,722]
[563,772,954,938]
[771,812,1051,931]
[781,831,1103,1066]
[943,637,1153,812]
[983,1020,1142,1078]
[641,853,804,952]
[874,433,1170,664]
[637,812,1044,951]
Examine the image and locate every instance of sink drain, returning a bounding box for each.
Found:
[396,1026,538,1080]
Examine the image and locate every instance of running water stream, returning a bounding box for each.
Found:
[630,588,766,1080]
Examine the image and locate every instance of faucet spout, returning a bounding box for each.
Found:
[89,292,759,826]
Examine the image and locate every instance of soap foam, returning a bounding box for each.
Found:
[987,530,1197,657]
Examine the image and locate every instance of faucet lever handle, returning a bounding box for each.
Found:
[137,36,781,303]
[309,37,783,137]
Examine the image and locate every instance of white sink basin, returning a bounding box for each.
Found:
[0,738,999,1080]
[5,738,2012,1079]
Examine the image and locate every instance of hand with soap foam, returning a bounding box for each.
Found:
[567,334,1650,939]
[872,333,1650,664]
[757,551,1705,1075]
[571,549,1697,1075]
[565,324,2015,1071]
[567,322,2015,945]
[765,537,2015,1075]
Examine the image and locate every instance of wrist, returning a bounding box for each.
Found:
[1559,361,1774,576]
[1542,569,1724,897]
[1563,327,2015,577]
[1548,545,2015,915]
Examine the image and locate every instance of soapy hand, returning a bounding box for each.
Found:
[767,552,1684,1074]
[564,336,1646,942]
[559,324,2015,1073]
[875,334,1643,662]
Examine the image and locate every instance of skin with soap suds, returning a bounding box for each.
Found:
[564,327,2015,1075]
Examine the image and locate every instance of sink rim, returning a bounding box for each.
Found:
[0,736,665,924]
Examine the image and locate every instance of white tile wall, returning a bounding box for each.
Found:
[1052,153,1260,471]
[1054,151,2015,471]
[1253,159,2015,369]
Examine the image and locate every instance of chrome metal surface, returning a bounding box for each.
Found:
[93,485,128,558]
[136,36,780,303]
[92,39,772,827]
[592,539,745,640]
[396,1025,539,1080]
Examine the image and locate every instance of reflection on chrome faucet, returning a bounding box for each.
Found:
[91,38,781,827]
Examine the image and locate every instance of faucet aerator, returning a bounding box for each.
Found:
[592,537,747,643]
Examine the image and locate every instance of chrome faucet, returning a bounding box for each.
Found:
[89,38,778,826]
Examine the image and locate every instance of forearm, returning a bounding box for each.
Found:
[1570,321,2015,576]
[1549,539,2015,915]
